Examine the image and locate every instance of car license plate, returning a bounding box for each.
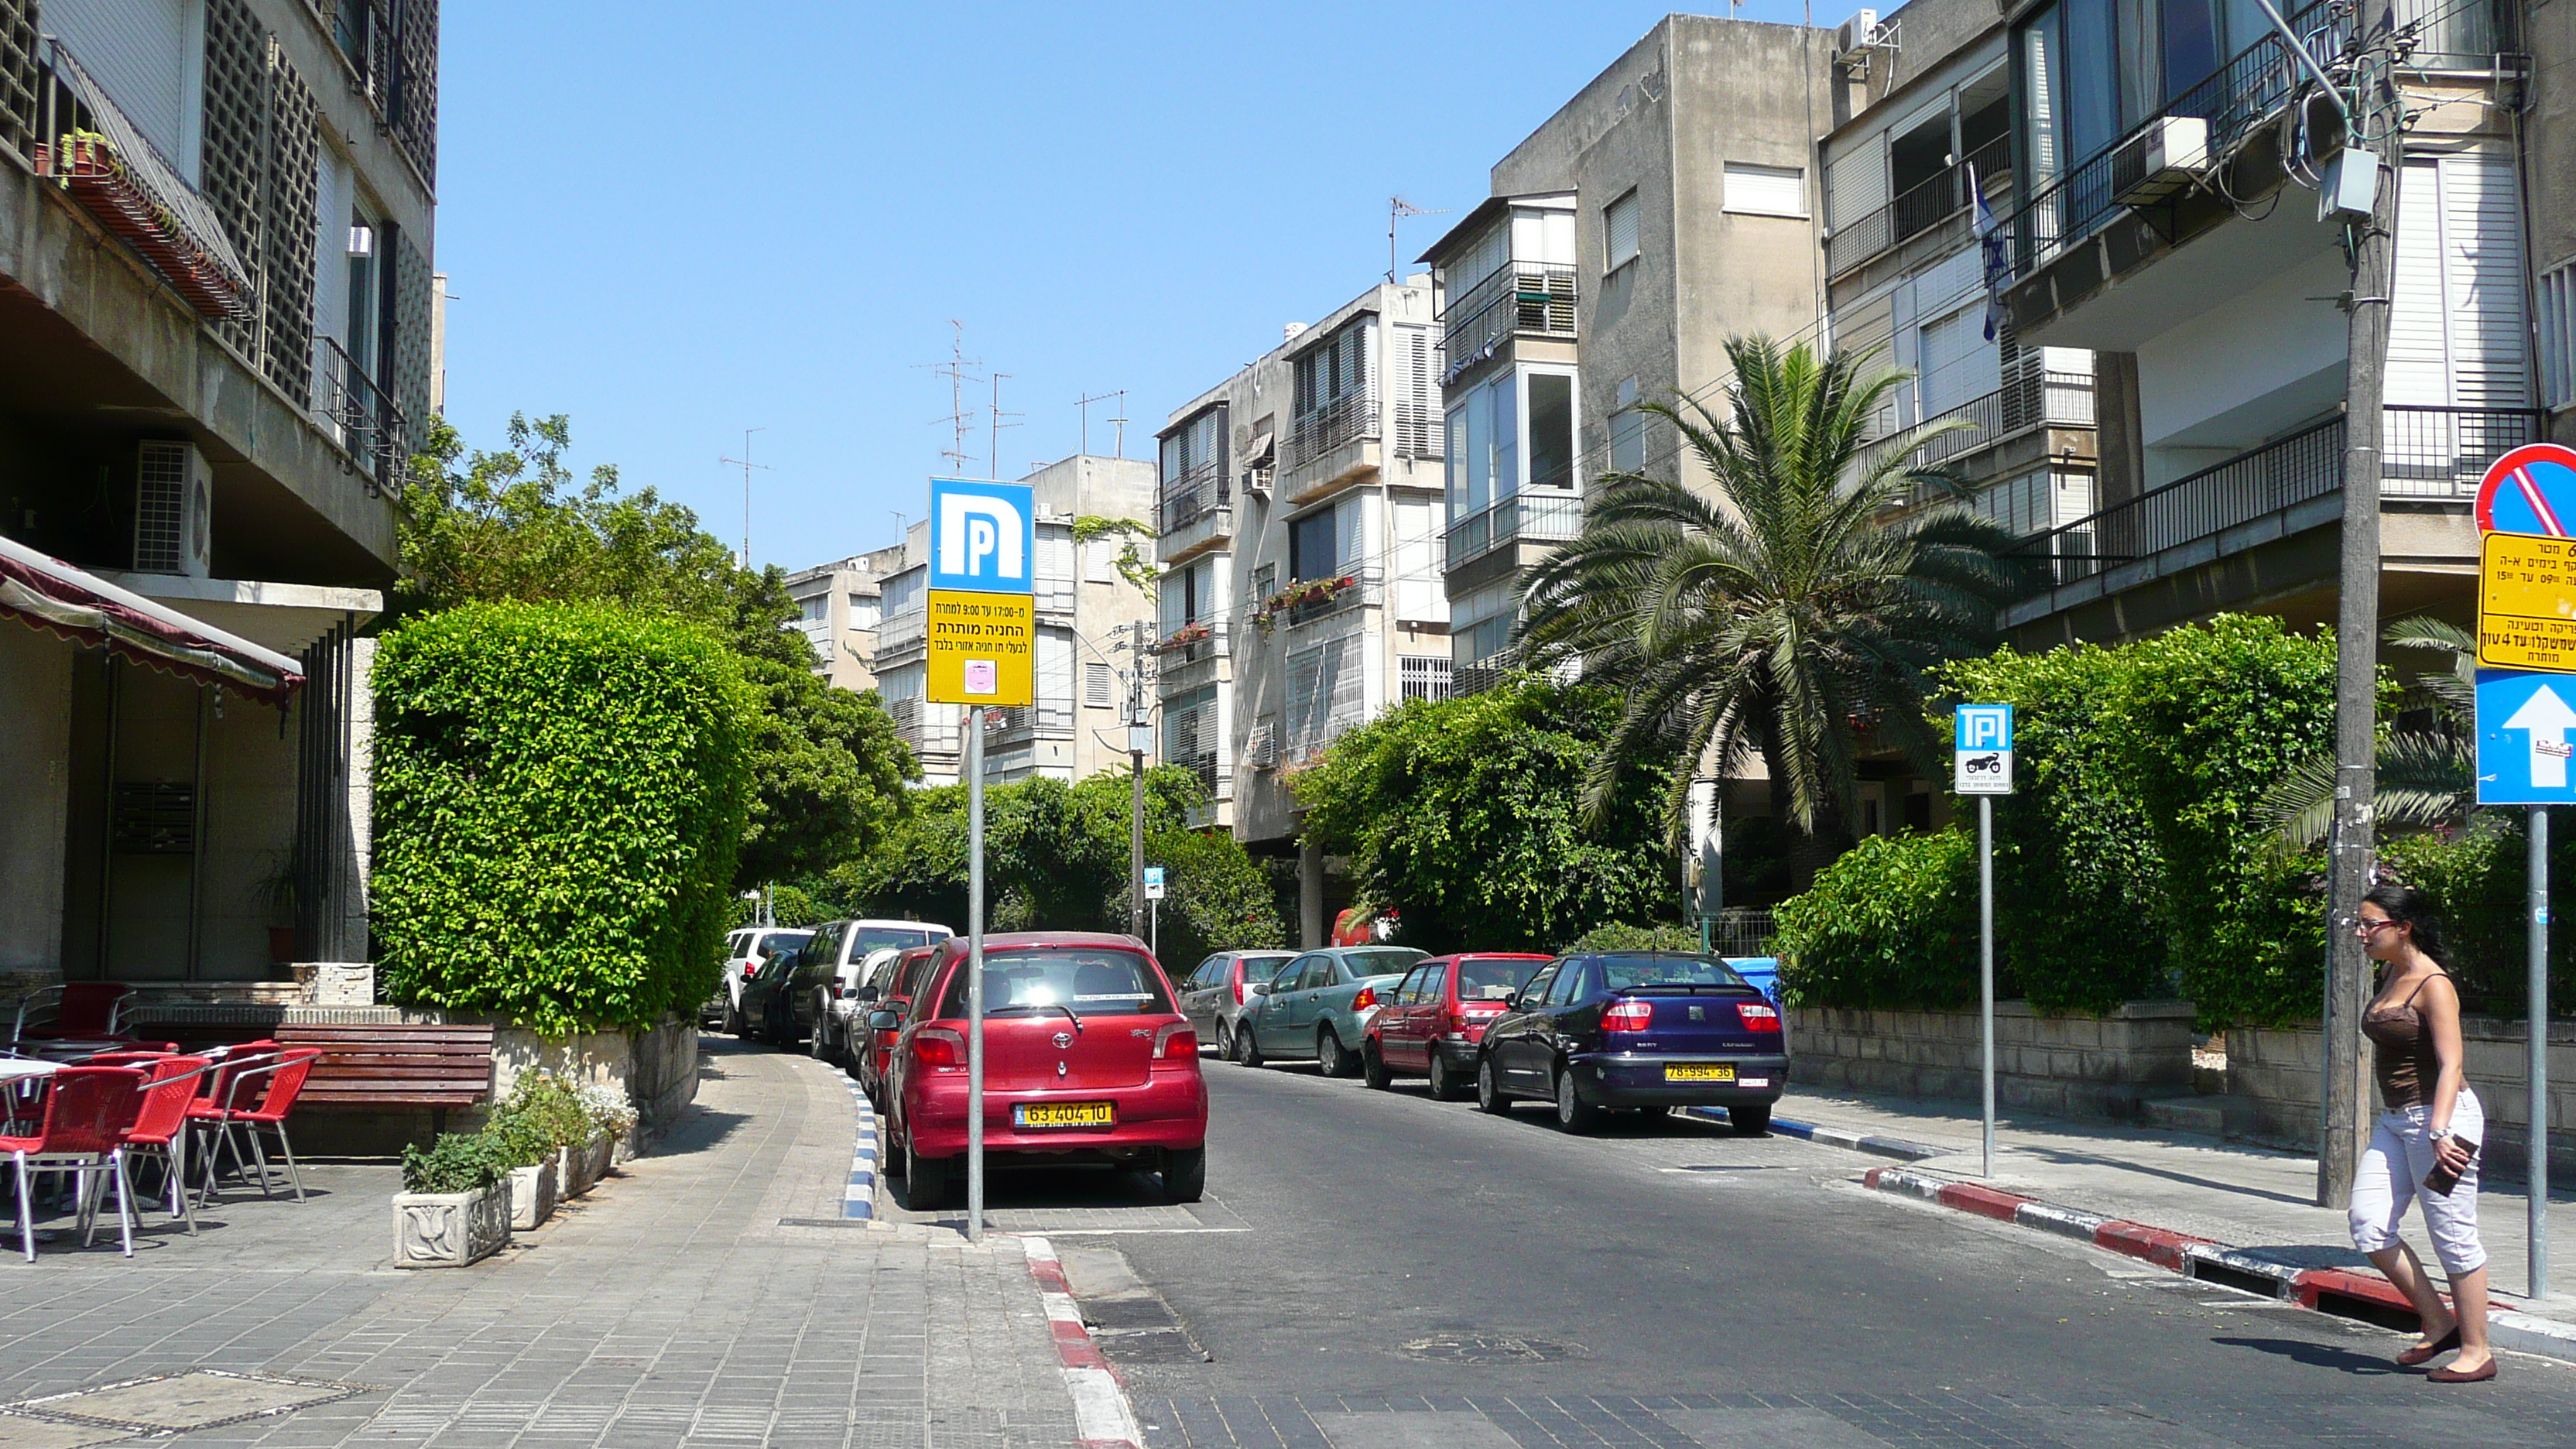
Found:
[1013,1101,1114,1129]
[1664,1064,1737,1083]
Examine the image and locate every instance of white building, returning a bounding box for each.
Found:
[783,543,903,692]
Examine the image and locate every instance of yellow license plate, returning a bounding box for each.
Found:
[1664,1064,1737,1083]
[1013,1101,1114,1129]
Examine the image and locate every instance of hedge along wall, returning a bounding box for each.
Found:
[372,602,756,1035]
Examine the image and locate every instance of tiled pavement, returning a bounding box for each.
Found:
[0,1039,1081,1449]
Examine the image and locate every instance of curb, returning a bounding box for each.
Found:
[1857,1166,2576,1365]
[1680,1108,1943,1162]
[841,1078,877,1221]
[1020,1235,1145,1449]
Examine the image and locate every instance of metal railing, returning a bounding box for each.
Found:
[1828,135,2011,279]
[1446,490,1584,570]
[1157,462,1228,535]
[1283,391,1379,471]
[1879,370,2098,483]
[313,335,412,494]
[1283,568,1385,627]
[1182,752,1223,801]
[2006,406,2538,587]
[1438,263,1577,378]
[878,606,927,653]
[1153,617,1230,666]
[1706,908,1779,959]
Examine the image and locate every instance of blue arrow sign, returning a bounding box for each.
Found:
[2477,668,2576,804]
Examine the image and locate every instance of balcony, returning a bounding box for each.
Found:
[313,336,413,495]
[1439,263,1577,382]
[1283,392,1378,471]
[1157,462,1231,561]
[2002,406,2538,609]
[1254,569,1385,632]
[1875,371,2098,498]
[1446,490,1584,571]
[1828,135,2010,281]
[877,605,927,656]
[1151,617,1230,667]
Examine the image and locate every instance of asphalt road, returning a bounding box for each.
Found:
[934,1056,2576,1449]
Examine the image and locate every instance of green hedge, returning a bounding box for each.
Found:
[373,602,755,1034]
[2383,820,2576,1019]
[1774,830,1978,1010]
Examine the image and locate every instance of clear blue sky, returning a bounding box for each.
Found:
[437,2,1816,570]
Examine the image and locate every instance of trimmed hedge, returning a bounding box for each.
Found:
[1774,830,1978,1011]
[373,602,755,1034]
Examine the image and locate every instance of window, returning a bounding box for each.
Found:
[1392,966,1432,1006]
[1722,163,1807,218]
[1527,373,1574,489]
[1249,563,1276,608]
[1546,962,1588,1006]
[937,947,1173,1017]
[1290,509,1338,581]
[2542,259,2576,411]
[1084,662,1114,709]
[1604,190,1640,272]
[1465,615,1513,664]
[1459,957,1543,1001]
[799,595,828,622]
[1519,963,1560,1002]
[1610,376,1646,474]
[1161,407,1225,488]
[1400,656,1453,702]
[1446,371,1521,516]
[1295,319,1372,420]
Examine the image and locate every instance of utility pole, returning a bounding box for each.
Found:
[718,428,771,569]
[1122,622,1151,938]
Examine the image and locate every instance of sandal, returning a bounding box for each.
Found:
[2396,1324,2461,1367]
[2427,1358,2497,1383]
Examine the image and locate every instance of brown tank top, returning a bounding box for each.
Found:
[2361,972,2446,1111]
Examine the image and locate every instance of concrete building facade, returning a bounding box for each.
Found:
[1,0,437,988]
[783,543,903,692]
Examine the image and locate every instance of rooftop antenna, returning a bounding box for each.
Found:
[1076,389,1125,458]
[718,427,772,568]
[1389,196,1447,283]
[988,372,1021,482]
[916,320,981,474]
[1108,392,1129,460]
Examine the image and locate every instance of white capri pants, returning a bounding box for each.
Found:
[2348,1087,2487,1276]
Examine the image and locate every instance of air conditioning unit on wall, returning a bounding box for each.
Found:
[134,440,212,577]
[2112,116,2211,208]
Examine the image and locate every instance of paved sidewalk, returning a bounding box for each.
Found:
[1766,1088,2576,1320]
[0,1038,1086,1449]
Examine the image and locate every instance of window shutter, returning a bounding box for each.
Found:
[1827,135,1889,231]
[2540,260,2576,411]
[2444,152,2530,409]
[1605,191,1639,270]
[2386,162,2451,409]
[1084,662,1113,710]
[1722,163,1807,218]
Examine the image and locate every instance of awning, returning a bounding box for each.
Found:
[0,534,305,704]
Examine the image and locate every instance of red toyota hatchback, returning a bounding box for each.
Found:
[882,932,1208,1208]
[1363,953,1552,1098]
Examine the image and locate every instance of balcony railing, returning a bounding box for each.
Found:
[1283,392,1379,471]
[878,605,927,654]
[1439,263,1577,380]
[1157,461,1228,536]
[313,335,413,495]
[2005,406,2539,588]
[1445,490,1584,570]
[1152,618,1230,666]
[1877,370,2098,490]
[1828,135,2012,279]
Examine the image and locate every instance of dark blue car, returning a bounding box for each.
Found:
[1474,951,1786,1135]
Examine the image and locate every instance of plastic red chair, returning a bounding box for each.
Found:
[118,1057,211,1235]
[190,1047,320,1205]
[0,1066,148,1260]
[55,985,132,1037]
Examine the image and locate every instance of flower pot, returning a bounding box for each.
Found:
[557,1133,612,1200]
[392,1183,510,1268]
[506,1160,558,1230]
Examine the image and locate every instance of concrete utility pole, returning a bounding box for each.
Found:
[2316,0,2405,1211]
[1124,622,1150,938]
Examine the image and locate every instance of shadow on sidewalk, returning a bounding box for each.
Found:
[2212,1336,2410,1376]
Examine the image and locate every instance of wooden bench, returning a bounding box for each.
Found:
[276,1024,496,1132]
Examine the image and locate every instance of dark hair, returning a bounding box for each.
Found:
[2362,882,2452,968]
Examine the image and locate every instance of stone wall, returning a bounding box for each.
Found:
[2232,1019,2576,1179]
[490,1016,699,1162]
[1789,1000,2198,1122]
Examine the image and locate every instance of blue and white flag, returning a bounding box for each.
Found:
[1971,164,2009,343]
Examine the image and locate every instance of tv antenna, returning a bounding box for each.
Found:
[1389,196,1448,283]
[1076,389,1128,458]
[916,320,982,473]
[988,373,1022,482]
[718,426,772,568]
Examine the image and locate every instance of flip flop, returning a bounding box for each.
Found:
[2397,1324,2461,1367]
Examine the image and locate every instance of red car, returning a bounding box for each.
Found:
[1362,953,1553,1098]
[881,932,1208,1208]
[855,945,942,1108]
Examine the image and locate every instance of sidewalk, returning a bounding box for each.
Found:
[1745,1088,2576,1345]
[0,1039,1094,1449]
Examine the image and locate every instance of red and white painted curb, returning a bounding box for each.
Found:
[1862,1166,2576,1364]
[1021,1235,1144,1449]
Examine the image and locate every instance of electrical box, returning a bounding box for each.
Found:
[2318,149,2379,222]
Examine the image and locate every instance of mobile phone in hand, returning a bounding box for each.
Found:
[2424,1136,2481,1197]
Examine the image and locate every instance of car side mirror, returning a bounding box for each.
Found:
[867,1010,902,1031]
[1504,992,1525,1009]
[1245,982,1267,998]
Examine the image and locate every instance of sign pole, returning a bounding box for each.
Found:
[2533,804,2551,1301]
[1953,703,2012,1181]
[966,707,986,1244]
[1981,793,1995,1180]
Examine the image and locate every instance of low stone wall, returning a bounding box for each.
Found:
[2232,1019,2576,1179]
[1789,1000,2197,1122]
[492,1016,699,1161]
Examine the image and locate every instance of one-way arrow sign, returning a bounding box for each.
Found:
[2478,669,2576,804]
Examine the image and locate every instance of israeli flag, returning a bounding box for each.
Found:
[1973,165,2009,343]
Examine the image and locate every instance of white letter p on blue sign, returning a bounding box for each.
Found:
[930,478,1036,594]
[1956,704,2012,752]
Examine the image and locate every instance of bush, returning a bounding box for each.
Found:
[1774,829,1978,1011]
[2382,820,2576,1019]
[401,1132,516,1194]
[485,1073,596,1166]
[578,1082,638,1142]
[372,603,756,1035]
[1563,922,1704,954]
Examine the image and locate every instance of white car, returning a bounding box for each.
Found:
[783,919,955,1055]
[718,927,814,1036]
[820,947,906,1065]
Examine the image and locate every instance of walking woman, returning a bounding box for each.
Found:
[2348,883,2494,1382]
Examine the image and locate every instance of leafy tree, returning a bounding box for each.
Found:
[1294,677,1678,951]
[1773,828,1979,1010]
[2263,616,2474,846]
[1519,337,2036,879]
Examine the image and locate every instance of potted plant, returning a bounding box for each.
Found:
[393,1133,513,1268]
[485,1075,590,1228]
[574,1083,636,1194]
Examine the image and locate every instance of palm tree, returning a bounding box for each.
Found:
[1518,335,2040,875]
[2262,616,2476,846]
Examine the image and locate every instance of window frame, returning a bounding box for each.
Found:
[1603,188,1641,275]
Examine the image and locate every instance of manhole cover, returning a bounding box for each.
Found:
[1396,1334,1584,1364]
[3,1370,368,1435]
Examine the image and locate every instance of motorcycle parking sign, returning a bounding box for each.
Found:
[1954,704,2014,796]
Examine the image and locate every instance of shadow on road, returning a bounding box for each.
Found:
[2211,1335,2407,1376]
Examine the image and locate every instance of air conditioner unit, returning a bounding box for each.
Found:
[1245,721,1279,771]
[134,440,212,577]
[2112,116,2211,208]
[1836,10,1879,53]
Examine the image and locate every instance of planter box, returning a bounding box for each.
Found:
[558,1134,612,1200]
[392,1183,510,1268]
[1788,1000,2197,1122]
[508,1160,558,1230]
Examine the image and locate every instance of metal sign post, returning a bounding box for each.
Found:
[1954,704,2015,1180]
[923,476,1035,1247]
[1143,866,1165,957]
[2532,806,2550,1301]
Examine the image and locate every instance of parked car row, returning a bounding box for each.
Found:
[733,919,952,1046]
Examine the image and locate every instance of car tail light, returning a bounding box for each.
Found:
[1352,987,1377,1012]
[1603,999,1655,1033]
[1153,1021,1197,1061]
[1232,971,1248,1007]
[1736,1002,1783,1033]
[914,1026,965,1067]
[740,961,759,980]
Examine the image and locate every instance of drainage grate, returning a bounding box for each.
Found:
[1396,1334,1586,1365]
[1,1369,370,1438]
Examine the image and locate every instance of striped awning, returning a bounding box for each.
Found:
[0,534,304,704]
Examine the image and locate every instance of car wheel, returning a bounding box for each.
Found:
[1730,1102,1773,1137]
[1318,1026,1358,1078]
[1475,1055,1513,1114]
[722,1000,746,1036]
[906,1136,952,1208]
[1554,1065,1602,1133]
[1233,1023,1266,1068]
[1213,1022,1234,1060]
[1361,1039,1392,1091]
[1427,1053,1464,1101]
[809,1016,833,1061]
[1161,1146,1207,1204]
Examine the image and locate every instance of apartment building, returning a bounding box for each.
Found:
[783,543,902,692]
[1154,280,1451,932]
[871,455,1156,787]
[1,1,437,986]
[1424,16,1837,680]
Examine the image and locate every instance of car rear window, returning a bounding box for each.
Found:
[1595,955,1751,992]
[1342,947,1426,977]
[1457,957,1542,1001]
[755,930,812,957]
[937,948,1173,1018]
[851,927,936,953]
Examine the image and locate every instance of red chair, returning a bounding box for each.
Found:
[54,985,132,1038]
[118,1057,211,1235]
[190,1047,320,1205]
[83,1051,176,1069]
[0,1066,148,1261]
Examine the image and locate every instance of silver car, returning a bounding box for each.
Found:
[1173,951,1297,1060]
[1237,947,1428,1077]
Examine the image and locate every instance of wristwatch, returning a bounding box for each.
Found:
[2430,1128,2455,1142]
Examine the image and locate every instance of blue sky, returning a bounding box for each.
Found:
[436,2,1816,570]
